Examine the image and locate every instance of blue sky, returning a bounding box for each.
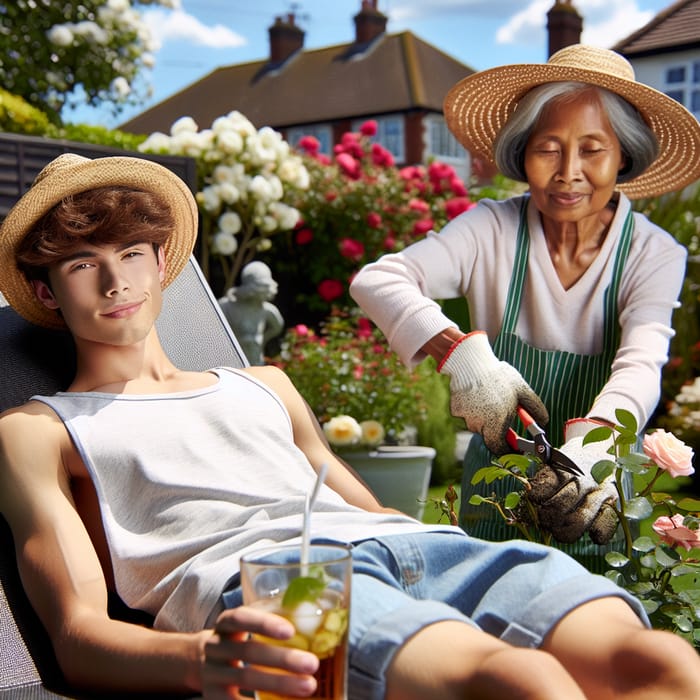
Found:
[70,0,674,128]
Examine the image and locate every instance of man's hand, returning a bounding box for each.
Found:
[528,421,619,545]
[438,331,548,454]
[202,606,319,699]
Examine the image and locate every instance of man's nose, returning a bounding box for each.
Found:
[101,265,129,296]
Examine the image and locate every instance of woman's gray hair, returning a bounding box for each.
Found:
[493,81,659,184]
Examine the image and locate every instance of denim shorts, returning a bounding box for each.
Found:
[222,531,648,700]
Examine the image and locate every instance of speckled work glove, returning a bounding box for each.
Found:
[528,419,619,545]
[437,331,549,455]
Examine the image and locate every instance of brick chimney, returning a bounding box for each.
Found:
[546,1,583,57]
[268,13,304,63]
[354,0,387,44]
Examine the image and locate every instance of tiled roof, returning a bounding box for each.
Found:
[613,0,700,56]
[119,31,474,135]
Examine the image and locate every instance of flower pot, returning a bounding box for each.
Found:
[340,445,435,520]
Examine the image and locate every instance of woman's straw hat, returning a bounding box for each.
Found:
[443,44,700,199]
[0,153,198,329]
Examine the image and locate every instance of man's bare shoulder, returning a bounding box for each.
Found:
[0,400,70,503]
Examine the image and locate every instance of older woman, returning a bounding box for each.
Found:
[350,44,700,559]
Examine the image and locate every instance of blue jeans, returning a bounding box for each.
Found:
[223,531,648,700]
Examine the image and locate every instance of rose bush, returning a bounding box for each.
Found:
[139,111,310,294]
[463,409,700,647]
[263,119,477,321]
[271,307,458,482]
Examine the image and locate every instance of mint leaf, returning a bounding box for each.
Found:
[282,576,326,609]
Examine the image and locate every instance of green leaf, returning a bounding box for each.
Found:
[582,426,613,445]
[282,576,326,609]
[468,494,487,506]
[471,466,511,485]
[655,545,681,568]
[673,614,694,633]
[624,497,653,520]
[677,498,700,512]
[605,551,630,568]
[591,460,616,483]
[504,492,521,509]
[632,536,656,553]
[615,408,638,433]
[642,599,661,615]
[618,453,651,474]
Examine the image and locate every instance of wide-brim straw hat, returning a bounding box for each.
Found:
[443,44,700,199]
[0,153,198,329]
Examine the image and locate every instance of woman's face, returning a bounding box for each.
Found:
[523,92,624,225]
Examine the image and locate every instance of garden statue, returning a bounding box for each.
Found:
[218,261,284,365]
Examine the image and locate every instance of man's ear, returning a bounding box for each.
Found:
[157,245,166,284]
[31,280,60,310]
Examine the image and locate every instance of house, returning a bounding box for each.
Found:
[119,1,475,179]
[613,0,700,120]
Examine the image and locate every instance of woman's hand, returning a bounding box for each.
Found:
[201,606,319,699]
[438,331,548,454]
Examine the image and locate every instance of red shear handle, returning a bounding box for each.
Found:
[506,428,520,451]
[517,406,536,429]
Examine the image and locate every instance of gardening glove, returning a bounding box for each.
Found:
[438,331,548,455]
[528,419,619,545]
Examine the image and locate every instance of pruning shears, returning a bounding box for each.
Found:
[505,406,584,476]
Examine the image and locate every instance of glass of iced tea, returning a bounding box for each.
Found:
[240,543,352,700]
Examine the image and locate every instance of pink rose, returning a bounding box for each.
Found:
[652,514,700,552]
[643,429,695,478]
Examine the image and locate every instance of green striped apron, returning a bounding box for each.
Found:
[459,198,634,572]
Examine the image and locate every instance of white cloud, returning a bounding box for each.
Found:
[142,8,247,49]
[495,0,655,49]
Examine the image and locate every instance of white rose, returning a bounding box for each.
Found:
[197,187,222,214]
[217,130,244,155]
[138,132,171,153]
[323,416,362,447]
[170,116,199,136]
[260,216,277,233]
[249,175,273,202]
[47,25,74,47]
[225,110,256,136]
[211,231,238,256]
[216,182,240,205]
[269,202,301,230]
[218,211,242,235]
[110,76,131,98]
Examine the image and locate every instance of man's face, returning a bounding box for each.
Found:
[33,242,166,347]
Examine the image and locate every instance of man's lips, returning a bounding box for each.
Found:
[102,301,144,319]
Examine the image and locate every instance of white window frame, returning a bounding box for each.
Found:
[662,59,700,118]
[351,115,405,162]
[286,124,333,155]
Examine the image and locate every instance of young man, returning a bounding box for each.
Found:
[0,153,698,700]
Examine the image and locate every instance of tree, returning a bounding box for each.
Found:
[0,0,177,124]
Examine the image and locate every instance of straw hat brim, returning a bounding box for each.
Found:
[0,154,198,329]
[444,58,700,199]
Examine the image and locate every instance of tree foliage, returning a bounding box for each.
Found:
[0,0,177,124]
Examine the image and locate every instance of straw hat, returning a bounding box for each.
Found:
[0,153,198,329]
[443,44,700,199]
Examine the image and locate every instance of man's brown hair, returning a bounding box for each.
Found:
[16,186,174,283]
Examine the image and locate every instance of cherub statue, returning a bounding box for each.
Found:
[218,261,284,365]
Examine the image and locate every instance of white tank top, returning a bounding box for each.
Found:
[34,367,454,631]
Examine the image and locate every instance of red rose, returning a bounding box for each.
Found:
[318,279,344,302]
[295,228,314,245]
[360,120,378,136]
[339,238,365,261]
[367,212,382,229]
[412,218,434,236]
[336,152,361,179]
[298,135,320,155]
[445,197,475,220]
